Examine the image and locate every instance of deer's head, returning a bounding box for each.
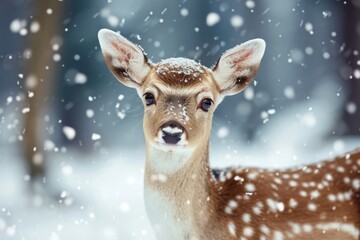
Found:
[98,29,265,153]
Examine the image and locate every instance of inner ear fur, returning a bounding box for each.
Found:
[212,38,266,96]
[98,29,152,89]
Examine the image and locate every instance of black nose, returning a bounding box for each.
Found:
[161,121,184,145]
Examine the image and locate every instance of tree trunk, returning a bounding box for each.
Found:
[23,0,64,179]
[343,5,360,135]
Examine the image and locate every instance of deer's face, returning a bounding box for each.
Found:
[98,29,265,152]
[140,61,218,151]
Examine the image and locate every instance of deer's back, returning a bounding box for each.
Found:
[206,149,360,239]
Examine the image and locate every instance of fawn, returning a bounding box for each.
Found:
[98,29,360,240]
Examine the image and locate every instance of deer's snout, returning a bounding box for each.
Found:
[159,121,187,145]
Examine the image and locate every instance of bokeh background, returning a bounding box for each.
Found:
[1,0,360,239]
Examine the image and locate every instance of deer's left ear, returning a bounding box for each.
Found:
[212,39,266,96]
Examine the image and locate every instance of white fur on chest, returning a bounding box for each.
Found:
[147,146,193,174]
[144,187,198,240]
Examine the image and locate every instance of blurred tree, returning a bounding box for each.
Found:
[343,4,360,135]
[23,0,64,181]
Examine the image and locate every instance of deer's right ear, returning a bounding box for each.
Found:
[98,29,151,89]
[212,39,266,97]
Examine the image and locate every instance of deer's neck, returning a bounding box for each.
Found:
[144,143,213,239]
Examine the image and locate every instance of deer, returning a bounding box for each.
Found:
[98,29,360,240]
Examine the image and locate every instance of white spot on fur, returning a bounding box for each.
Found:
[282,174,290,179]
[247,172,258,180]
[310,190,320,199]
[292,173,300,179]
[277,202,285,212]
[253,206,262,215]
[344,177,351,184]
[352,179,360,190]
[266,199,284,212]
[289,180,298,187]
[274,178,282,184]
[273,231,284,240]
[289,198,298,208]
[303,224,313,233]
[225,206,232,214]
[228,200,238,208]
[328,194,336,202]
[299,191,307,197]
[242,213,251,223]
[245,183,256,192]
[243,227,254,237]
[307,203,317,211]
[316,222,360,239]
[289,222,301,234]
[228,221,236,237]
[337,193,345,202]
[260,224,270,235]
[325,174,333,181]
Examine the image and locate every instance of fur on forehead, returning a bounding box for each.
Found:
[153,57,212,88]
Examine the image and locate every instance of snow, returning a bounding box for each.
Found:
[180,8,189,17]
[62,126,76,140]
[217,127,229,139]
[46,8,53,15]
[1,1,360,239]
[21,107,30,114]
[0,147,153,240]
[353,69,360,79]
[284,86,295,99]
[346,102,357,114]
[206,12,220,27]
[9,19,26,33]
[230,15,244,28]
[53,53,61,62]
[156,57,205,79]
[74,72,87,84]
[91,133,102,141]
[245,0,256,9]
[30,21,40,33]
[323,52,330,59]
[86,109,95,118]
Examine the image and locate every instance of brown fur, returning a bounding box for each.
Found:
[205,150,360,239]
[154,63,209,89]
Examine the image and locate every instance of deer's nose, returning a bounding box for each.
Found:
[161,121,184,145]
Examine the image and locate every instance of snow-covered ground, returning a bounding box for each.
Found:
[0,146,154,240]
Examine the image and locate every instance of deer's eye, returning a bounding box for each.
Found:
[200,98,213,112]
[144,93,155,106]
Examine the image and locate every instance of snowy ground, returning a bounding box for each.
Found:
[0,146,154,240]
[1,136,360,240]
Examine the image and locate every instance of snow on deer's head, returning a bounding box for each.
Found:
[98,29,265,153]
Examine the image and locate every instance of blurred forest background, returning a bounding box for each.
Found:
[0,0,360,239]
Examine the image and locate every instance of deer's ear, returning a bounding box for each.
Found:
[98,29,151,89]
[212,39,265,96]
